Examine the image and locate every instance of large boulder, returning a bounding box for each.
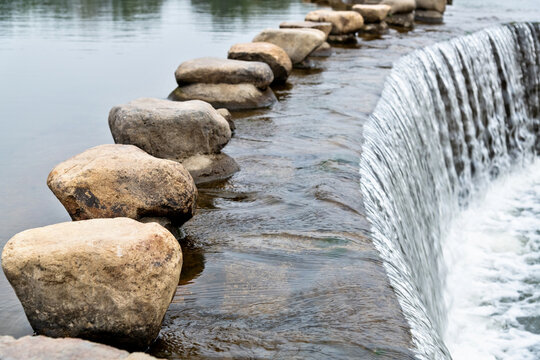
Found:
[305,10,364,35]
[416,0,445,13]
[47,144,197,223]
[174,57,273,89]
[109,98,231,161]
[279,21,333,38]
[0,335,159,360]
[169,83,276,111]
[1,218,182,350]
[252,28,326,65]
[228,42,292,84]
[352,4,391,23]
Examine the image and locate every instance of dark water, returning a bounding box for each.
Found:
[0,0,539,358]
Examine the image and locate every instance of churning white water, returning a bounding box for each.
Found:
[361,23,539,359]
[444,162,540,360]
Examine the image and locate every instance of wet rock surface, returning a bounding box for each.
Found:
[0,335,160,360]
[174,57,274,89]
[352,4,391,23]
[181,153,240,184]
[279,20,333,37]
[416,0,446,13]
[1,218,182,350]
[47,144,197,223]
[109,98,231,161]
[252,28,326,64]
[415,10,443,24]
[228,42,292,84]
[169,83,277,111]
[386,11,415,28]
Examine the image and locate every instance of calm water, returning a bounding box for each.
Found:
[0,0,538,358]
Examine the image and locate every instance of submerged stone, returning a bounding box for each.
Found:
[109,98,231,161]
[228,42,292,84]
[252,28,326,64]
[305,10,364,35]
[47,144,197,224]
[1,218,182,350]
[169,83,277,111]
[174,57,274,89]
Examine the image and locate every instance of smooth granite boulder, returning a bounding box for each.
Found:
[416,0,445,13]
[352,4,391,22]
[174,57,273,89]
[0,336,159,360]
[109,98,231,161]
[252,28,326,64]
[182,153,241,184]
[279,21,333,38]
[1,218,182,350]
[305,10,364,35]
[47,144,197,223]
[415,9,443,24]
[228,42,292,84]
[169,83,276,111]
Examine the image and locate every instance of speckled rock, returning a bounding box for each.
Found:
[305,10,364,35]
[47,144,197,223]
[0,335,160,360]
[252,28,326,64]
[109,98,231,161]
[174,57,274,89]
[168,83,276,111]
[279,21,333,37]
[1,218,182,350]
[228,42,292,84]
[352,4,391,22]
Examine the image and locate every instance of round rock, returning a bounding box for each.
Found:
[168,83,277,111]
[416,0,446,13]
[305,10,364,35]
[174,57,274,89]
[109,98,231,161]
[228,42,292,84]
[279,21,333,38]
[352,4,391,23]
[0,335,159,360]
[1,218,182,350]
[415,9,443,24]
[252,28,326,65]
[47,144,197,223]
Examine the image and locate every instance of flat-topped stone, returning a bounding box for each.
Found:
[386,11,415,28]
[352,4,391,22]
[47,144,197,223]
[416,0,445,13]
[0,335,160,360]
[252,28,326,64]
[348,0,415,15]
[305,10,364,35]
[1,218,182,350]
[415,9,443,24]
[109,98,231,161]
[175,57,274,89]
[169,83,276,111]
[279,21,333,37]
[228,42,292,84]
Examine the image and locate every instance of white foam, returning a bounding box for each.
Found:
[444,161,540,360]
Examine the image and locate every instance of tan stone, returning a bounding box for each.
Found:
[169,83,277,111]
[279,21,333,37]
[47,144,197,223]
[415,9,444,24]
[228,42,292,84]
[416,0,446,13]
[305,10,364,35]
[174,57,274,89]
[352,4,391,23]
[109,98,231,161]
[1,218,182,350]
[217,108,235,132]
[310,42,332,57]
[0,335,161,360]
[252,28,326,64]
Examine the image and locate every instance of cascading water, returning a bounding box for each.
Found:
[360,23,539,359]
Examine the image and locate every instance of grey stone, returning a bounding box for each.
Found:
[415,9,444,24]
[217,108,235,132]
[352,4,391,22]
[310,42,333,57]
[252,28,326,64]
[305,10,364,35]
[386,11,415,28]
[182,153,240,184]
[279,21,333,38]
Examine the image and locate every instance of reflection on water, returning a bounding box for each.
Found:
[1,0,539,358]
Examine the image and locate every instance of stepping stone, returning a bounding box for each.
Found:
[305,10,364,35]
[279,21,333,37]
[228,42,292,84]
[2,218,182,350]
[416,0,446,13]
[47,144,197,224]
[386,11,415,28]
[252,28,326,64]
[352,4,391,23]
[415,9,443,24]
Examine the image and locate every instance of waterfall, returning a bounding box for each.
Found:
[360,23,539,359]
